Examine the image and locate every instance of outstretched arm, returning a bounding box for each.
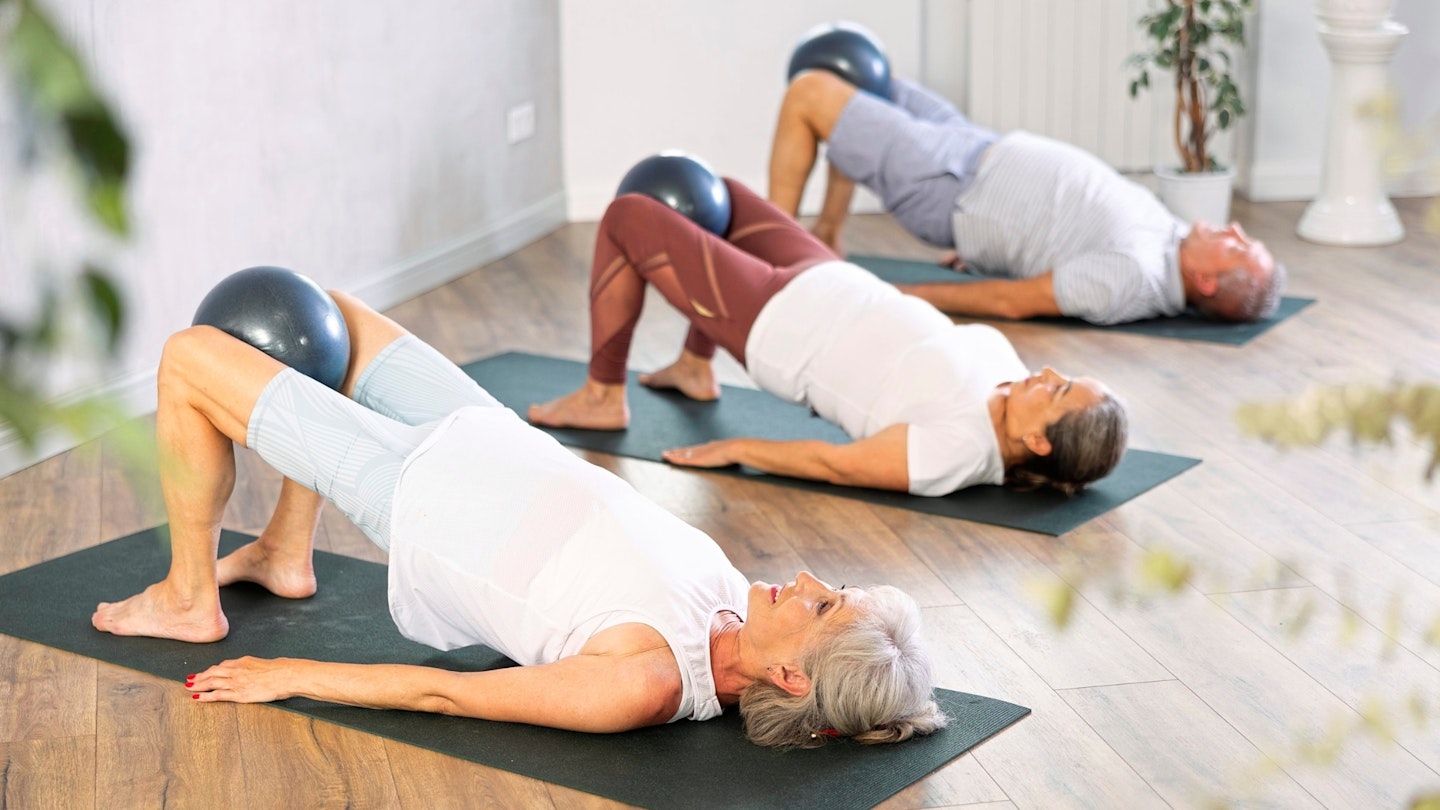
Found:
[897,272,1062,320]
[187,652,677,733]
[662,423,910,492]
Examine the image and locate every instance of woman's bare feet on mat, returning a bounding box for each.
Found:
[639,351,720,401]
[528,379,629,430]
[218,538,317,599]
[92,582,229,642]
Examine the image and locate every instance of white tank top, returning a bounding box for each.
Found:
[387,405,751,722]
[745,261,1027,496]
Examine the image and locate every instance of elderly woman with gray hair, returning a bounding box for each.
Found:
[91,290,943,748]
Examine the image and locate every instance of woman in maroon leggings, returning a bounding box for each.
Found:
[530,179,1127,497]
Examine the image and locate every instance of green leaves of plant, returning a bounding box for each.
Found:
[1235,383,1440,480]
[1130,0,1253,170]
[3,0,130,235]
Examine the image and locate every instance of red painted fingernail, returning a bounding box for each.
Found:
[186,674,195,678]
[192,694,200,699]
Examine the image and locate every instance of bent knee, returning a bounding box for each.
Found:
[158,325,233,392]
[783,70,857,128]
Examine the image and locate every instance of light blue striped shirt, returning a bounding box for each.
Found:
[951,131,1188,325]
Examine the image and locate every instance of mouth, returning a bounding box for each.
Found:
[771,585,780,604]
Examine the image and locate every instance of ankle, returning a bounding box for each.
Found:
[583,378,627,402]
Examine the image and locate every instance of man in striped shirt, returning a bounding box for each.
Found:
[769,71,1284,326]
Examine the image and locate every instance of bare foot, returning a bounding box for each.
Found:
[528,379,629,430]
[639,353,720,401]
[92,581,228,642]
[217,538,316,599]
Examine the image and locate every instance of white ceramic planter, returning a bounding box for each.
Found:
[1155,166,1236,225]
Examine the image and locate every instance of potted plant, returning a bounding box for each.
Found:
[1128,0,1253,225]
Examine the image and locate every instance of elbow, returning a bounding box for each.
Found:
[994,298,1035,320]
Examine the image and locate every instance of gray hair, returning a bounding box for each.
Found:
[1007,391,1128,496]
[1195,261,1287,323]
[738,585,947,749]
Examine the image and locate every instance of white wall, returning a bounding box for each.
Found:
[1240,0,1439,201]
[0,0,565,476]
[559,0,923,220]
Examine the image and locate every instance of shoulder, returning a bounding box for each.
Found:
[579,622,684,722]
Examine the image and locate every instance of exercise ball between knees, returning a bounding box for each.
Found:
[615,151,732,237]
[786,21,892,99]
[192,266,351,390]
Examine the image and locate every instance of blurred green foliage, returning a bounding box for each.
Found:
[1236,382,1440,479]
[1,0,131,453]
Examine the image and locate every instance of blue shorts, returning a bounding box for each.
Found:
[826,82,996,247]
[245,335,502,550]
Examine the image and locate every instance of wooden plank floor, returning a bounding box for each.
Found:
[3,197,1439,808]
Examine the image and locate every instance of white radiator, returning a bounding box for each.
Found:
[960,0,1230,172]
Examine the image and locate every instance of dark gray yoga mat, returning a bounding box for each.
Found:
[0,527,1030,810]
[462,352,1200,536]
[849,254,1314,346]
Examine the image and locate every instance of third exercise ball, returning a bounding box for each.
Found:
[192,266,351,390]
[786,21,891,99]
[615,151,732,237]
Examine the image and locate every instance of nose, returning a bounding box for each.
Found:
[796,571,832,592]
[1041,366,1065,384]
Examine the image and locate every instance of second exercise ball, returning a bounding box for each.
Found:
[615,151,732,237]
[786,21,891,98]
[192,266,351,390]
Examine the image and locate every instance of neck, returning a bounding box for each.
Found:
[1177,233,1203,303]
[708,611,755,706]
[989,389,1028,471]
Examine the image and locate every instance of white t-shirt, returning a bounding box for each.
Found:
[387,405,750,723]
[951,131,1188,325]
[745,261,1026,496]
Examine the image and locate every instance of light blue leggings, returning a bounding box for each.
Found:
[244,335,501,550]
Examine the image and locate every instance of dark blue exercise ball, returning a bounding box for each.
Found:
[786,21,891,98]
[615,151,732,237]
[192,266,351,390]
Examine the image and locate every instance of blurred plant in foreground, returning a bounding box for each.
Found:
[1,0,133,456]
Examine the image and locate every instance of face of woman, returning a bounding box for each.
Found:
[744,571,864,662]
[1000,367,1108,442]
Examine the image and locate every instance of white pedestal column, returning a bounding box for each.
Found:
[1297,18,1408,246]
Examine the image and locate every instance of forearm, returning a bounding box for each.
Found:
[282,659,463,714]
[899,276,1058,320]
[727,438,851,483]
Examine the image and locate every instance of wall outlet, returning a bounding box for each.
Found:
[506,102,535,144]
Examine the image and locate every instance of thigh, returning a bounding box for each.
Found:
[248,368,440,549]
[352,335,502,426]
[722,178,837,269]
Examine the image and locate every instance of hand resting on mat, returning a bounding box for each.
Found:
[94,291,947,749]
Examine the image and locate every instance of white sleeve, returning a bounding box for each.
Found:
[1052,253,1151,325]
[905,419,1003,497]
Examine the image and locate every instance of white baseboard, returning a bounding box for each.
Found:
[1239,161,1440,202]
[0,191,569,480]
[352,191,568,310]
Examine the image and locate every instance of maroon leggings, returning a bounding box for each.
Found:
[588,178,838,384]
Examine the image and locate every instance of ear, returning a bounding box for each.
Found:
[1023,432,1053,457]
[1194,267,1220,297]
[768,663,812,697]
